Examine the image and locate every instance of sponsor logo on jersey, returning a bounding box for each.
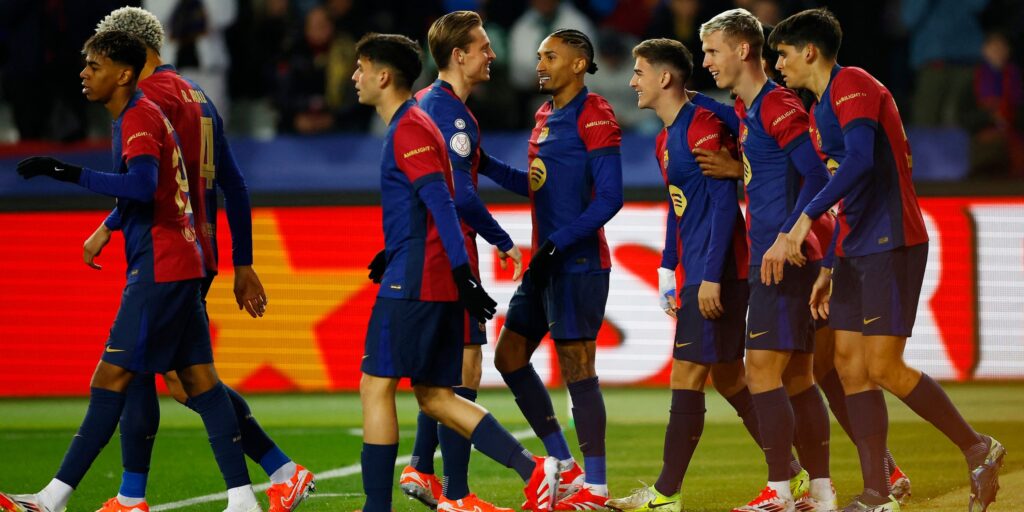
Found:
[668,185,686,217]
[126,131,153,145]
[742,153,752,186]
[694,132,719,148]
[585,119,612,128]
[835,92,868,107]
[403,145,435,159]
[449,132,472,158]
[529,157,547,191]
[771,108,798,127]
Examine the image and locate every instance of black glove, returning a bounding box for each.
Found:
[367,249,386,283]
[452,263,497,322]
[526,239,559,287]
[17,156,82,183]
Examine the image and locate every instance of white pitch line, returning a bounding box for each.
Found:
[151,428,536,511]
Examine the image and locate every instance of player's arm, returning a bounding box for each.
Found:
[659,202,680,318]
[77,156,159,201]
[83,209,118,270]
[693,114,738,319]
[478,148,530,197]
[690,92,740,135]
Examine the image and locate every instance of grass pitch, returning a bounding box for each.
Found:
[0,384,1021,511]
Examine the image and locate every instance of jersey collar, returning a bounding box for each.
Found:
[549,86,589,112]
[116,89,145,123]
[154,63,178,75]
[748,79,777,111]
[667,100,696,130]
[390,98,416,127]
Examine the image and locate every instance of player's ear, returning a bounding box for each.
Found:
[737,41,750,61]
[378,67,391,89]
[117,66,134,87]
[573,56,587,74]
[660,69,672,89]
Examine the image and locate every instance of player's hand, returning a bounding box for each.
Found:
[367,249,387,283]
[83,223,112,270]
[698,280,724,320]
[694,148,743,179]
[809,266,832,321]
[785,214,812,266]
[498,244,524,281]
[657,267,678,318]
[761,233,789,285]
[16,156,82,183]
[527,239,559,289]
[452,263,498,321]
[234,265,267,318]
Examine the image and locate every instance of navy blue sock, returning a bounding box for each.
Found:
[187,382,250,488]
[501,364,570,460]
[222,385,281,470]
[55,387,127,488]
[440,387,477,500]
[653,390,704,497]
[567,377,606,485]
[119,375,160,497]
[751,387,795,482]
[847,390,890,497]
[727,387,801,476]
[790,385,831,479]
[411,411,439,474]
[362,443,398,512]
[819,369,854,440]
[900,373,983,453]
[470,413,535,481]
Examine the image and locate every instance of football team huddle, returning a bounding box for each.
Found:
[0,5,1006,512]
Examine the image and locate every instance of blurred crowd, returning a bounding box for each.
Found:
[1,0,1022,176]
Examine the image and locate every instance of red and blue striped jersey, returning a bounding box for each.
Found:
[110,90,203,283]
[735,81,823,263]
[805,66,928,257]
[377,100,468,302]
[528,88,623,273]
[655,102,748,286]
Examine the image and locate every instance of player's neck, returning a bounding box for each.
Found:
[377,90,412,125]
[139,52,162,81]
[105,86,135,118]
[436,70,473,102]
[808,61,837,101]
[655,92,689,127]
[551,80,585,110]
[734,64,768,107]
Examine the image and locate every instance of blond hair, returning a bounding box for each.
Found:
[96,7,164,54]
[699,8,763,56]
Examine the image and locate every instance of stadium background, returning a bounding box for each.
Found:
[0,0,1022,397]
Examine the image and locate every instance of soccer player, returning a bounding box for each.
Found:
[770,9,1004,511]
[476,28,624,510]
[0,31,260,512]
[697,9,836,512]
[389,11,525,512]
[351,33,560,512]
[692,22,913,504]
[79,8,316,512]
[606,37,752,512]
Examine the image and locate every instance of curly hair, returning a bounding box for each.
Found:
[96,7,164,54]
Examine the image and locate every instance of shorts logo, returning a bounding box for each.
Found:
[530,157,547,191]
[105,346,125,353]
[863,316,881,325]
[538,126,549,143]
[389,284,402,290]
[668,185,687,217]
[449,132,471,158]
[675,342,692,348]
[454,118,466,129]
[749,330,769,339]
[878,236,889,245]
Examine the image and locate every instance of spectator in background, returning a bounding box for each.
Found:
[645,0,728,90]
[970,31,1024,176]
[749,0,781,26]
[587,29,658,131]
[901,0,989,127]
[508,0,596,92]
[274,5,369,134]
[599,0,659,38]
[145,0,237,123]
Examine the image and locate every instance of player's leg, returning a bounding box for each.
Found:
[101,373,161,512]
[654,360,709,503]
[782,352,835,510]
[360,373,401,512]
[436,343,484,503]
[495,273,574,467]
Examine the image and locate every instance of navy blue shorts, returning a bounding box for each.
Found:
[504,270,609,342]
[830,243,928,337]
[746,262,819,352]
[674,279,748,364]
[103,279,213,373]
[463,312,487,345]
[362,297,464,386]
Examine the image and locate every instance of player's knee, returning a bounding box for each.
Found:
[162,371,189,404]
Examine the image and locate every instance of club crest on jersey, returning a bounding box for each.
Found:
[450,132,471,157]
[739,124,749,144]
[529,157,547,191]
[668,185,686,217]
[662,149,669,168]
[454,118,466,129]
[538,126,550,143]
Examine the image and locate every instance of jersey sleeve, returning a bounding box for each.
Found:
[691,92,740,135]
[690,110,740,282]
[214,115,255,267]
[761,91,811,154]
[831,68,884,132]
[393,118,449,183]
[577,95,622,158]
[121,108,163,162]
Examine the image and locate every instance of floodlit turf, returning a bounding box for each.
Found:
[0,383,1021,511]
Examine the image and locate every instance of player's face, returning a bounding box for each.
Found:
[80,53,128,104]
[536,36,581,94]
[774,43,808,89]
[629,56,662,110]
[701,30,742,90]
[352,56,381,106]
[461,26,496,84]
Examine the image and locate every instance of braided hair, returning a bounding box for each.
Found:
[550,28,598,74]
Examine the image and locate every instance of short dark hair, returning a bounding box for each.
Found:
[632,38,693,86]
[82,30,147,79]
[768,8,842,60]
[355,33,423,91]
[551,28,598,74]
[428,11,482,70]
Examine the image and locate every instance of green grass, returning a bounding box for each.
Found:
[1,383,1022,511]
